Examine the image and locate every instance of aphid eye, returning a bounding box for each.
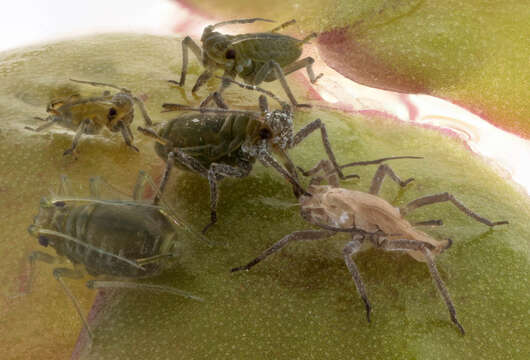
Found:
[259,128,272,140]
[54,201,65,207]
[225,49,236,59]
[108,107,117,120]
[38,235,49,247]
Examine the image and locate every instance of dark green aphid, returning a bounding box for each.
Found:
[169,18,323,108]
[140,79,353,233]
[26,165,204,339]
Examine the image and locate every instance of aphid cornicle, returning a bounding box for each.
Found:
[232,158,509,335]
[169,18,323,108]
[140,78,352,233]
[25,79,153,156]
[26,159,203,339]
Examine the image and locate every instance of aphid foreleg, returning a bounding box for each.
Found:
[217,76,289,109]
[369,164,415,195]
[168,36,203,88]
[131,95,153,126]
[192,70,214,94]
[53,267,94,339]
[378,239,465,335]
[231,230,336,272]
[400,192,509,227]
[343,235,372,322]
[119,122,140,152]
[199,71,236,107]
[291,119,355,180]
[258,151,309,197]
[18,251,57,295]
[25,117,58,132]
[63,118,91,156]
[86,280,204,302]
[253,60,310,108]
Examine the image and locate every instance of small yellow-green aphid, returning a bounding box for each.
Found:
[26,79,153,156]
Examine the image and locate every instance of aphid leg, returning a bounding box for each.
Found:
[69,78,128,92]
[413,220,444,227]
[153,152,175,206]
[203,162,252,233]
[53,267,94,339]
[86,280,204,302]
[217,77,289,109]
[63,118,91,156]
[119,123,140,152]
[369,164,415,195]
[343,235,372,322]
[58,175,71,196]
[199,72,235,107]
[280,56,324,84]
[378,239,465,335]
[254,60,311,108]
[192,70,213,94]
[131,95,153,126]
[258,151,309,197]
[132,171,149,200]
[231,230,336,272]
[137,126,169,146]
[291,118,358,180]
[169,36,203,88]
[19,251,57,295]
[212,92,229,109]
[301,159,340,187]
[25,118,58,132]
[270,19,296,32]
[89,176,102,199]
[400,192,509,226]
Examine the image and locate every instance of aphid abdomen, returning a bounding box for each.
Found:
[236,34,302,68]
[60,204,177,278]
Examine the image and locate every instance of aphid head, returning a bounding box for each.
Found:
[107,93,134,131]
[28,198,67,247]
[262,108,294,150]
[202,32,236,70]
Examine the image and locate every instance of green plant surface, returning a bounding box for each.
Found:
[0,34,528,360]
[179,0,530,137]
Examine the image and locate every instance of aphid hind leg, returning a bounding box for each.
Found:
[369,164,414,195]
[53,267,93,339]
[254,60,311,108]
[282,56,323,85]
[400,192,509,226]
[168,36,203,88]
[203,162,252,233]
[378,239,465,335]
[343,236,372,322]
[291,118,357,180]
[63,118,91,156]
[231,230,336,272]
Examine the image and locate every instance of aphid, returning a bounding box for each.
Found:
[232,158,509,334]
[25,79,153,156]
[140,79,351,232]
[169,18,323,108]
[26,157,203,339]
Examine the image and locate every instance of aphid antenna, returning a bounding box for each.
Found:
[69,78,130,93]
[161,103,261,118]
[215,76,288,108]
[210,18,275,31]
[29,226,145,271]
[340,156,423,169]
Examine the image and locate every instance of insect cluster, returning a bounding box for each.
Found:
[22,18,508,341]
